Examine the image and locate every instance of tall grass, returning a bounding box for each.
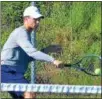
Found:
[1,1,101,98]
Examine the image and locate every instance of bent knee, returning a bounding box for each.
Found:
[23,92,36,98]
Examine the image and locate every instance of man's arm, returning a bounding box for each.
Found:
[16,29,63,67]
[16,33,55,63]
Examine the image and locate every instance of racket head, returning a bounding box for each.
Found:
[72,55,101,76]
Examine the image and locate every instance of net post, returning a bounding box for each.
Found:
[30,1,36,83]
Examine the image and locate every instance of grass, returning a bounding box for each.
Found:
[1,1,101,98]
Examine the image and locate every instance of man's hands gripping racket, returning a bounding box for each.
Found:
[55,55,101,76]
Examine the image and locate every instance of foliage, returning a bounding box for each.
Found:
[1,1,101,98]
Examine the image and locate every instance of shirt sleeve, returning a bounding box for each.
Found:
[16,30,55,63]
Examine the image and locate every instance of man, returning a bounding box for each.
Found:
[1,6,63,99]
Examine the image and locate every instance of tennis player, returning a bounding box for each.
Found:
[1,6,63,99]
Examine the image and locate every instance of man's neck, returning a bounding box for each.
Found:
[24,24,33,33]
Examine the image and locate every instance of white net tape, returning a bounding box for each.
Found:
[1,83,101,94]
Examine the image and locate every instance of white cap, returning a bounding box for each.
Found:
[23,6,44,19]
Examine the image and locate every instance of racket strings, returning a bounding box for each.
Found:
[86,63,95,72]
[81,57,101,74]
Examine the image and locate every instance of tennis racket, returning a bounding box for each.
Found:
[62,55,101,76]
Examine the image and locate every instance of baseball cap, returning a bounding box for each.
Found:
[23,6,44,19]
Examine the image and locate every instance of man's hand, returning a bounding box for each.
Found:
[53,60,64,68]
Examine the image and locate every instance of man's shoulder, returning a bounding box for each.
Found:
[15,25,26,32]
[11,26,27,36]
[8,26,26,39]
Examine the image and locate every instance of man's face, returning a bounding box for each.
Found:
[27,17,40,30]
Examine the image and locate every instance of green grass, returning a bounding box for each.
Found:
[1,1,101,98]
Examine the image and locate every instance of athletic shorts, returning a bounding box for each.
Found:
[1,65,29,98]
